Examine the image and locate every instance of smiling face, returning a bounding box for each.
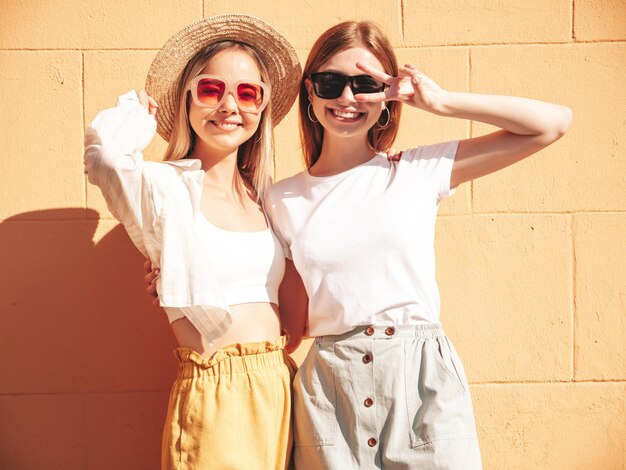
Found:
[299,21,401,167]
[306,47,386,141]
[188,48,264,158]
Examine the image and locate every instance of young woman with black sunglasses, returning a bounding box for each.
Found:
[264,21,572,469]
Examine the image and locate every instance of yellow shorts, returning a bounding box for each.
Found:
[161,336,296,470]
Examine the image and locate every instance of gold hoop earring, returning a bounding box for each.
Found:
[377,107,390,129]
[307,103,319,123]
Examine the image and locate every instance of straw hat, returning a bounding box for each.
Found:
[146,14,301,142]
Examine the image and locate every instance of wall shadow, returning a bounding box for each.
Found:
[0,208,177,469]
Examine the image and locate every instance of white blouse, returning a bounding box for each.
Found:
[84,91,284,344]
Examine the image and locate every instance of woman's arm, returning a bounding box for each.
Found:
[278,259,308,353]
[84,91,158,232]
[430,91,572,188]
[355,63,572,187]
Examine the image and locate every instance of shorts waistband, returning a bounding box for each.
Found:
[173,335,288,378]
[317,323,445,344]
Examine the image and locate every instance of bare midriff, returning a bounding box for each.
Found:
[169,302,281,359]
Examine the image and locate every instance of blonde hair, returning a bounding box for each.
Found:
[299,21,401,168]
[164,41,274,199]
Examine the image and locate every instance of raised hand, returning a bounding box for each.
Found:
[354,62,446,113]
[136,90,159,116]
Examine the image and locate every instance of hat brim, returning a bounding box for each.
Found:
[146,14,301,142]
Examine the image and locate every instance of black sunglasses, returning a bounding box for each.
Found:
[309,72,386,99]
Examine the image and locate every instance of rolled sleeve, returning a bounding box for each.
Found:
[84,91,158,251]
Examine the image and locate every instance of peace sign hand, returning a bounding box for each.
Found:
[354,62,446,113]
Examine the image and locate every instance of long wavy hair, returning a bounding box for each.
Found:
[164,41,273,199]
[299,21,401,168]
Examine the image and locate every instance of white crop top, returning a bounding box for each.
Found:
[85,91,285,340]
[164,214,286,323]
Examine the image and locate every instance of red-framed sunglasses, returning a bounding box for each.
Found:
[187,75,270,113]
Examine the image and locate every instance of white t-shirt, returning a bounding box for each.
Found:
[265,141,458,337]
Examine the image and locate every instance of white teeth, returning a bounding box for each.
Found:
[332,109,360,119]
[214,122,240,129]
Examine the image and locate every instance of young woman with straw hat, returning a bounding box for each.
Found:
[84,14,301,469]
[265,21,572,469]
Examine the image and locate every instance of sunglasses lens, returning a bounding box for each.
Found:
[312,73,345,99]
[312,73,385,98]
[352,75,385,94]
[196,78,226,106]
[236,83,265,111]
[194,78,266,111]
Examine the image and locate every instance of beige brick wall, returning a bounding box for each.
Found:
[1,1,624,468]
